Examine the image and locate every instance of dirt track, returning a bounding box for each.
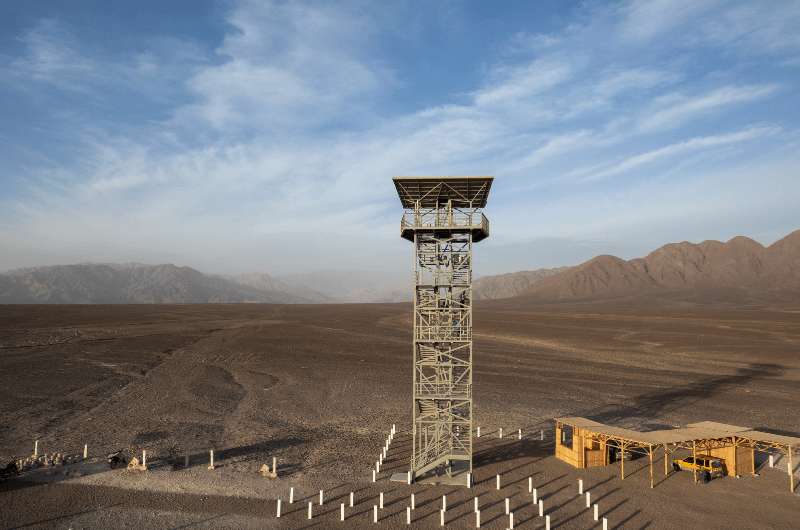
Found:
[1,301,799,529]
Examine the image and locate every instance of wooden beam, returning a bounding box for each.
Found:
[621,441,625,480]
[649,445,654,488]
[664,445,669,476]
[692,441,697,484]
[790,448,794,494]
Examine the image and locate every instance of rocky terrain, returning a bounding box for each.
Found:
[0,300,798,528]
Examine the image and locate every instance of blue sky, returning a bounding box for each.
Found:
[1,0,798,276]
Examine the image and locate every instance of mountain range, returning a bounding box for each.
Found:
[1,229,798,304]
[486,230,800,303]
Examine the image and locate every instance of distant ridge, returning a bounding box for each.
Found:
[2,229,797,304]
[0,263,310,304]
[489,229,800,302]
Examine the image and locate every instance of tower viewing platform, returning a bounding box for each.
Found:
[394,176,492,242]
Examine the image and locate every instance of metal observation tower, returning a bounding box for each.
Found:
[393,176,493,483]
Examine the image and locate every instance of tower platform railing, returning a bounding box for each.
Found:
[400,209,489,240]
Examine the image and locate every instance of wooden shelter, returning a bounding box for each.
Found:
[555,417,799,492]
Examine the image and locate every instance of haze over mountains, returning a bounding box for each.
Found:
[1,230,798,304]
[0,264,407,304]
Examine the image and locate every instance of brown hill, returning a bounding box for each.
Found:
[0,264,311,304]
[503,229,800,302]
[473,266,570,299]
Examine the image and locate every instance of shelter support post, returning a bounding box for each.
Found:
[649,445,654,488]
[751,447,756,476]
[692,441,697,484]
[664,445,669,476]
[620,442,625,480]
[790,449,794,493]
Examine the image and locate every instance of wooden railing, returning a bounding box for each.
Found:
[401,209,488,234]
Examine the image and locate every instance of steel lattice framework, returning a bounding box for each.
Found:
[394,176,493,481]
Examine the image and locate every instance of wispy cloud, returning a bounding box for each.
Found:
[0,0,798,274]
[638,84,780,132]
[177,1,390,132]
[577,125,780,181]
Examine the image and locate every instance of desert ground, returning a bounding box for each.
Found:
[1,300,799,529]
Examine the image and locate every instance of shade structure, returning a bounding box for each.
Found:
[393,176,493,208]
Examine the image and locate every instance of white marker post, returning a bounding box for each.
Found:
[603,517,608,530]
[538,499,544,517]
[380,492,384,509]
[509,512,515,529]
[372,469,376,482]
[319,489,324,505]
[83,444,88,459]
[540,429,544,441]
[440,509,445,526]
[289,487,294,504]
[473,496,479,512]
[477,426,481,438]
[350,491,354,507]
[272,456,277,475]
[505,497,510,514]
[528,476,533,493]
[406,506,411,524]
[276,499,282,518]
[373,505,378,523]
[518,429,522,440]
[442,495,447,511]
[411,493,415,509]
[586,491,591,508]
[496,473,501,490]
[408,471,412,485]
[142,450,147,468]
[546,515,551,530]
[476,510,480,528]
[34,440,38,458]
[341,503,345,521]
[467,472,472,487]
[533,488,538,504]
[308,502,313,520]
[594,503,599,521]
[208,449,215,470]
[499,428,503,439]
[578,478,583,495]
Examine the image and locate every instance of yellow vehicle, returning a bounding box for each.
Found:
[672,455,725,483]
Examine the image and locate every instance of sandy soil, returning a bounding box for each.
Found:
[0,301,798,529]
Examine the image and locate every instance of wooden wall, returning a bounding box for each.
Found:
[555,424,584,468]
[707,445,754,476]
[555,425,608,468]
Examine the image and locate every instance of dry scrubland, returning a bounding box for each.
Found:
[1,301,799,529]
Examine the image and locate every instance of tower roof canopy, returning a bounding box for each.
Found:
[393,176,493,208]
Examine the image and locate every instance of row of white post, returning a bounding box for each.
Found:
[474,428,546,440]
[32,440,89,460]
[579,478,609,529]
[279,478,605,528]
[374,424,397,482]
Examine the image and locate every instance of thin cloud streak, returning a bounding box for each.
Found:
[0,0,798,274]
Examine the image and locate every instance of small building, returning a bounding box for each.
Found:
[555,417,799,492]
